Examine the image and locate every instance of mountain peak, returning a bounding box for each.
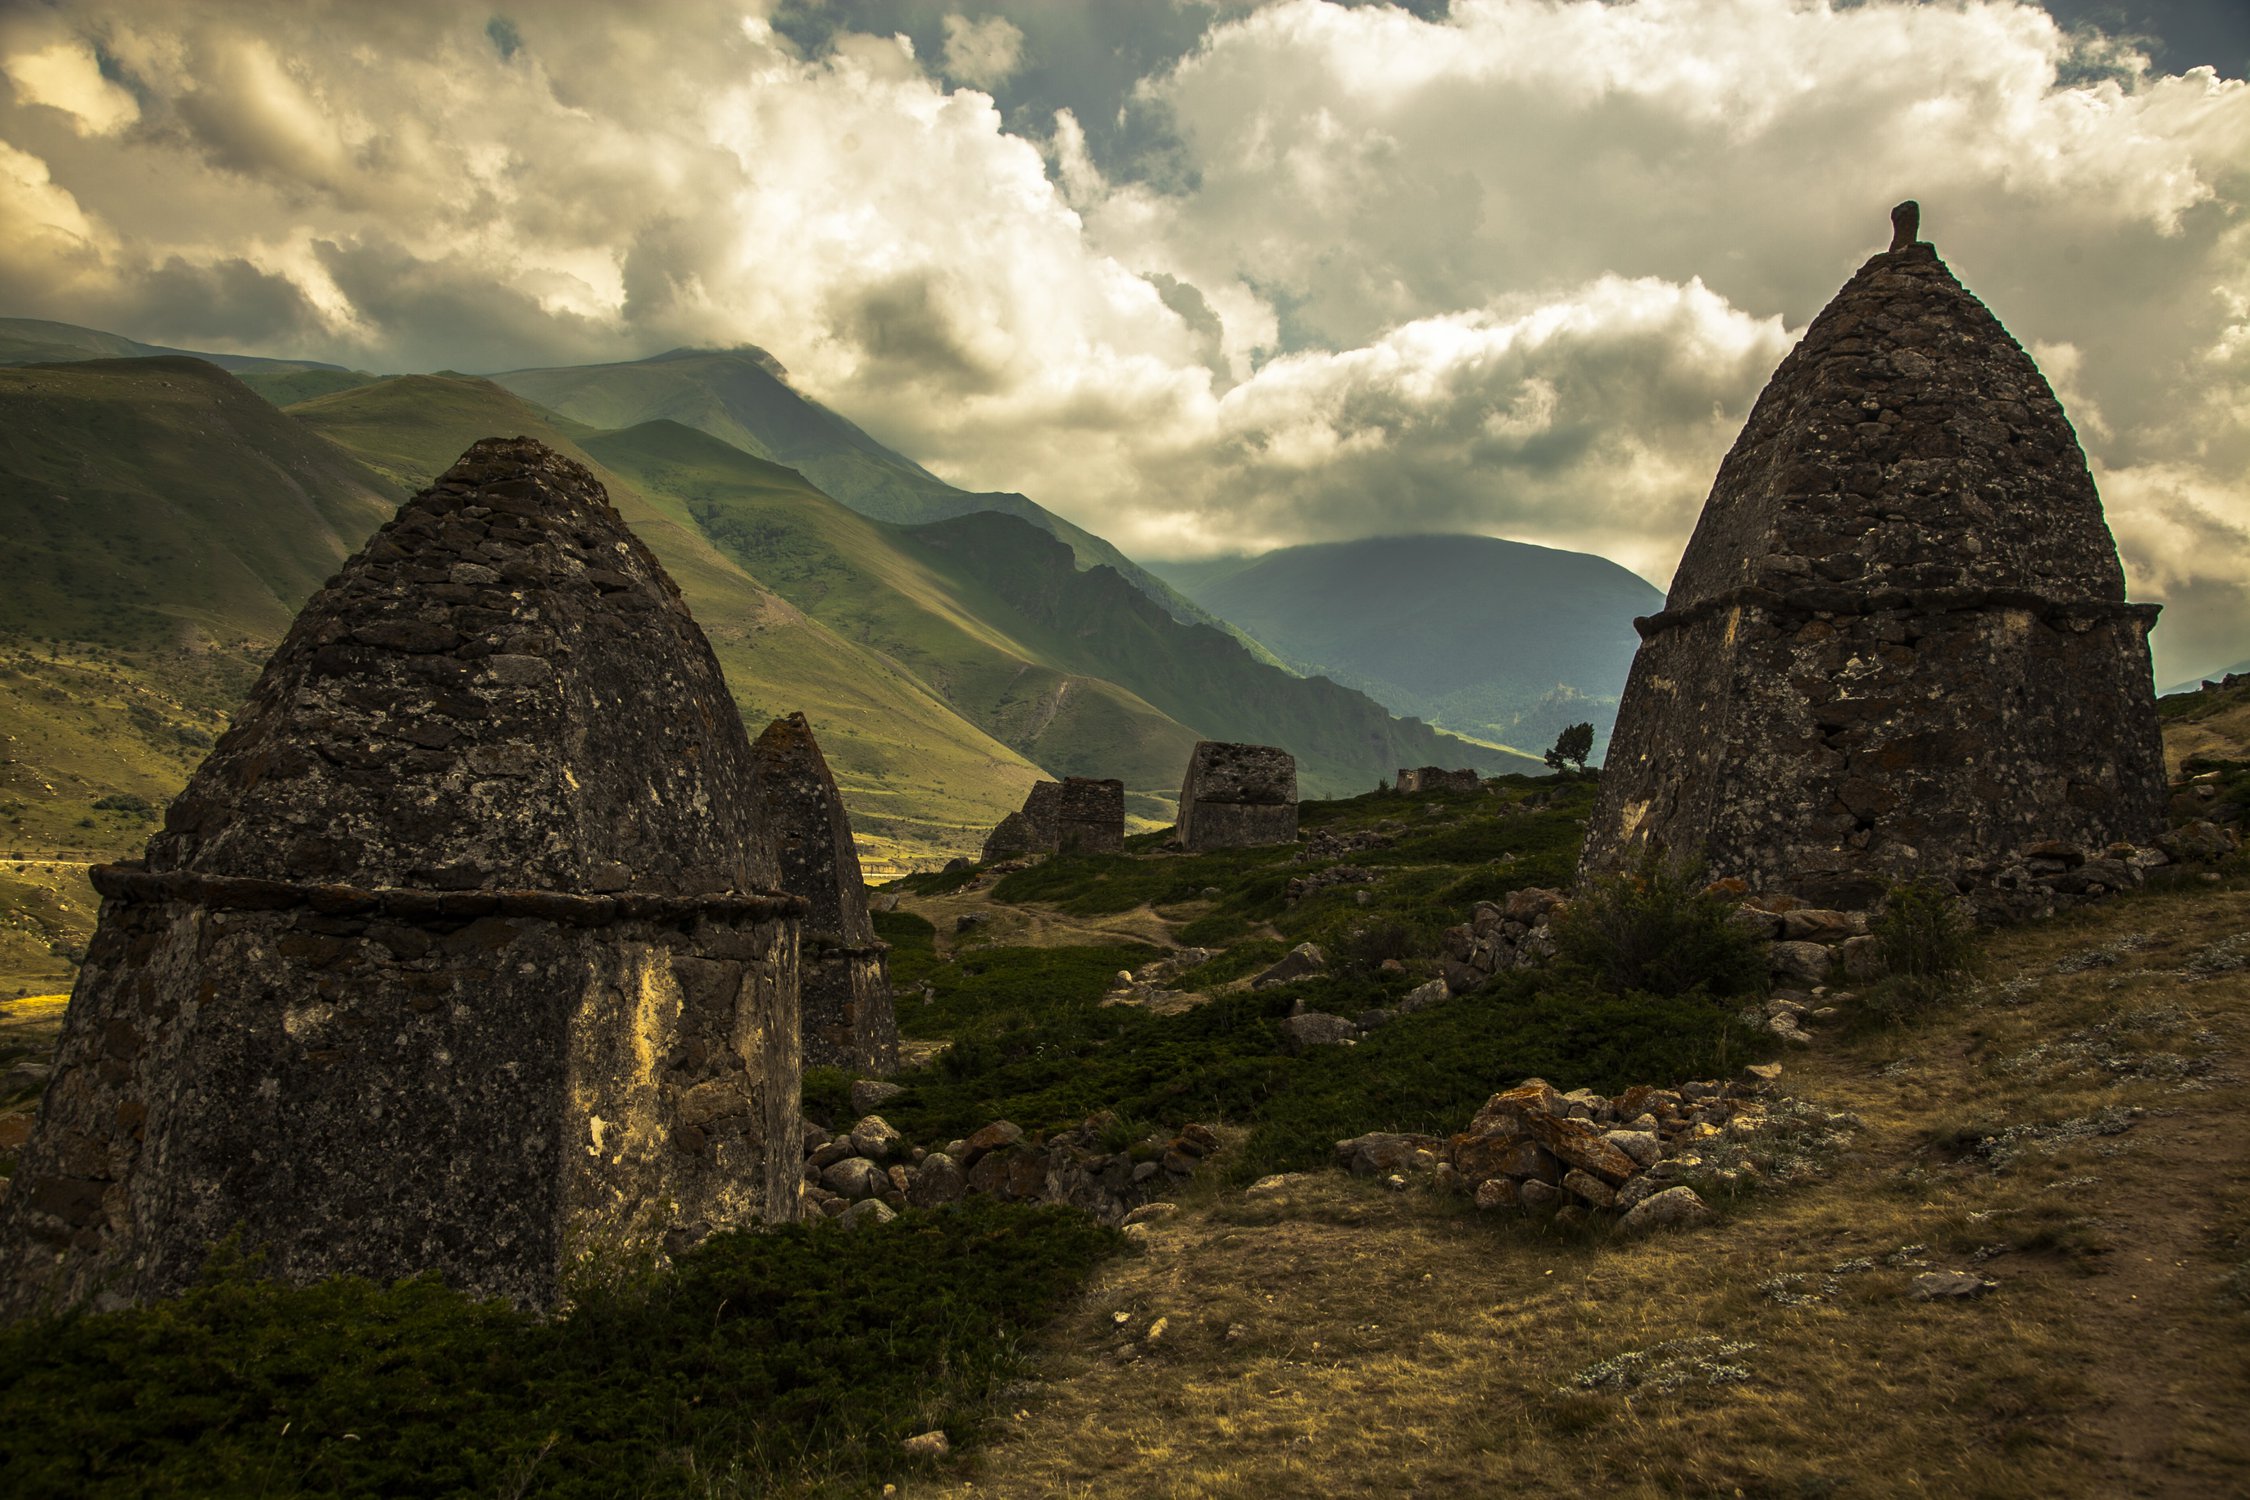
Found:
[644,345,789,380]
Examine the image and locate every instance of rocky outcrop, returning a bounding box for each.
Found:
[0,438,803,1317]
[1177,742,1298,851]
[1583,210,2167,911]
[752,713,896,1074]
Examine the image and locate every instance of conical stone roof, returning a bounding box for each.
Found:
[751,712,896,1072]
[1581,213,2166,907]
[150,436,775,897]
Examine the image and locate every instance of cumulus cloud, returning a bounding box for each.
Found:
[0,0,2244,680]
[940,12,1024,90]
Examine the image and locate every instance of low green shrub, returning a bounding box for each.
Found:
[0,1201,1118,1498]
[1858,881,1979,1025]
[1551,856,1768,998]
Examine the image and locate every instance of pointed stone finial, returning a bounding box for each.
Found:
[1889,199,1920,252]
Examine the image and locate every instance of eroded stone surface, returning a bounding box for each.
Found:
[751,713,896,1073]
[984,775,1125,859]
[1583,230,2166,908]
[1177,741,1298,851]
[0,437,803,1317]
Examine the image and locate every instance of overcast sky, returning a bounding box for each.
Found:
[3,1,2246,680]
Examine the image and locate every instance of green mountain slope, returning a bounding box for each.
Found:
[581,420,1202,807]
[907,515,1545,791]
[284,375,1044,860]
[1151,535,1664,760]
[585,420,1538,801]
[0,357,400,648]
[0,318,375,408]
[487,348,1256,650]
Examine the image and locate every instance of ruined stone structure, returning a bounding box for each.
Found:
[984,776,1126,859]
[0,438,803,1317]
[751,713,896,1074]
[1056,778,1126,854]
[1177,742,1299,851]
[1582,213,2167,909]
[980,811,1035,863]
[1396,767,1483,795]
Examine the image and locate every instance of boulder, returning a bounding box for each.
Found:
[848,1115,901,1160]
[1252,942,1329,989]
[1282,1012,1357,1052]
[1334,1132,1444,1178]
[1616,1185,1712,1235]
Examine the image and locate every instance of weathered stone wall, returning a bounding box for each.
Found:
[1177,741,1297,851]
[981,776,1126,858]
[1020,781,1062,850]
[1056,777,1125,854]
[751,714,896,1074]
[1396,767,1482,795]
[1582,233,2166,904]
[981,811,1034,863]
[0,438,804,1317]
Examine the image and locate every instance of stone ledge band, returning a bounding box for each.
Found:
[89,864,806,927]
[1634,585,2162,642]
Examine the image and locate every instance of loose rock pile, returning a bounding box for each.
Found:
[1337,1072,1858,1232]
[798,1111,1215,1226]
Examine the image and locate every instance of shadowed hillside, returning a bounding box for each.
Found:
[1153,534,1664,759]
[489,347,1258,649]
[584,420,1541,801]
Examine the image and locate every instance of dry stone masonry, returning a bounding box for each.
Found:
[982,775,1127,861]
[1584,208,2167,911]
[0,438,804,1317]
[1176,742,1298,851]
[751,713,896,1074]
[1395,767,1482,795]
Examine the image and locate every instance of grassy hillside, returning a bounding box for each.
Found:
[586,421,1536,802]
[0,358,399,649]
[909,514,1547,793]
[286,376,1043,863]
[489,348,1252,647]
[582,421,1201,806]
[1152,534,1664,759]
[0,318,364,382]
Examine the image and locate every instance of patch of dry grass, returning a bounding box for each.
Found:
[912,883,2250,1498]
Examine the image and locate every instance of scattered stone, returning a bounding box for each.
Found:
[850,1079,905,1115]
[1473,1177,1520,1211]
[1245,1173,1312,1196]
[1617,1186,1713,1236]
[1252,942,1328,989]
[1911,1270,1995,1302]
[849,1115,902,1160]
[1282,1011,1358,1051]
[902,1430,950,1459]
[823,1157,884,1200]
[1121,1202,1179,1227]
[839,1198,896,1229]
[1334,1131,1444,1178]
[905,1151,966,1208]
[960,1120,1024,1164]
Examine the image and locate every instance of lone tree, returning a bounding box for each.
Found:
[1545,721,1594,776]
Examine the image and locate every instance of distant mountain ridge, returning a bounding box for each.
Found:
[581,419,1538,801]
[489,347,1255,648]
[0,317,375,406]
[1152,535,1664,760]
